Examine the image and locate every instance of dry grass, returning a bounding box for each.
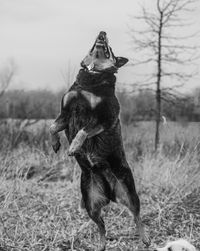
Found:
[0,121,200,250]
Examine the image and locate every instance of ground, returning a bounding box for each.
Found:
[0,120,200,251]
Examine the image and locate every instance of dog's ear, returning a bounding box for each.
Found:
[115,57,128,68]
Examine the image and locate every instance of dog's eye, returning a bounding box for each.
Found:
[168,247,172,251]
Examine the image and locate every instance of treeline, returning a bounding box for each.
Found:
[0,89,63,119]
[0,88,200,123]
[118,89,200,124]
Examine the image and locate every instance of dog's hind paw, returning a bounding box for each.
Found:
[136,225,151,247]
[52,141,61,153]
[141,232,151,247]
[97,246,105,251]
[96,240,106,251]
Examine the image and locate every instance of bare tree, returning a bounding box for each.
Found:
[0,59,17,98]
[129,0,199,150]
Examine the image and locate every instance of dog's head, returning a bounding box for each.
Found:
[154,240,196,251]
[81,31,128,73]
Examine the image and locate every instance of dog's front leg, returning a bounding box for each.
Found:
[68,124,104,156]
[50,91,77,153]
[50,114,67,153]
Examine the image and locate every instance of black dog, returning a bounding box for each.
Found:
[50,31,150,251]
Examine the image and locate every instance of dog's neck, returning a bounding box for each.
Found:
[74,69,116,96]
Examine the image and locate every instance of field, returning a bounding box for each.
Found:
[0,120,200,251]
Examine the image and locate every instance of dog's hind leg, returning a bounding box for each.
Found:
[109,154,151,246]
[87,208,106,251]
[80,168,110,251]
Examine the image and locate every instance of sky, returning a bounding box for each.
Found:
[0,0,200,92]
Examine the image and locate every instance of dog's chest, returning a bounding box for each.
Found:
[81,90,102,109]
[63,90,102,110]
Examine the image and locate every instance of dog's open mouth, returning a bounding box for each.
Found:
[91,31,111,59]
[81,31,128,73]
[81,31,117,73]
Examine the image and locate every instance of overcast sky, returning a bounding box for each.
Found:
[0,0,200,91]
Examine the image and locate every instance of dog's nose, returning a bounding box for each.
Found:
[98,31,106,40]
[100,31,106,36]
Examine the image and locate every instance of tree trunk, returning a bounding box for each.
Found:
[155,7,163,151]
[155,89,161,151]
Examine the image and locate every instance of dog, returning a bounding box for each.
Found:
[50,31,150,251]
[155,239,196,251]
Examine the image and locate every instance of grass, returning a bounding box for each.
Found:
[0,120,200,250]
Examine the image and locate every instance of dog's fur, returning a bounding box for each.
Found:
[155,239,196,251]
[50,31,150,251]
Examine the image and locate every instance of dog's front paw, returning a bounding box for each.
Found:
[68,142,80,156]
[52,141,61,153]
[68,130,87,156]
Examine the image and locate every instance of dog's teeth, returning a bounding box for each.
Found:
[88,62,94,71]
